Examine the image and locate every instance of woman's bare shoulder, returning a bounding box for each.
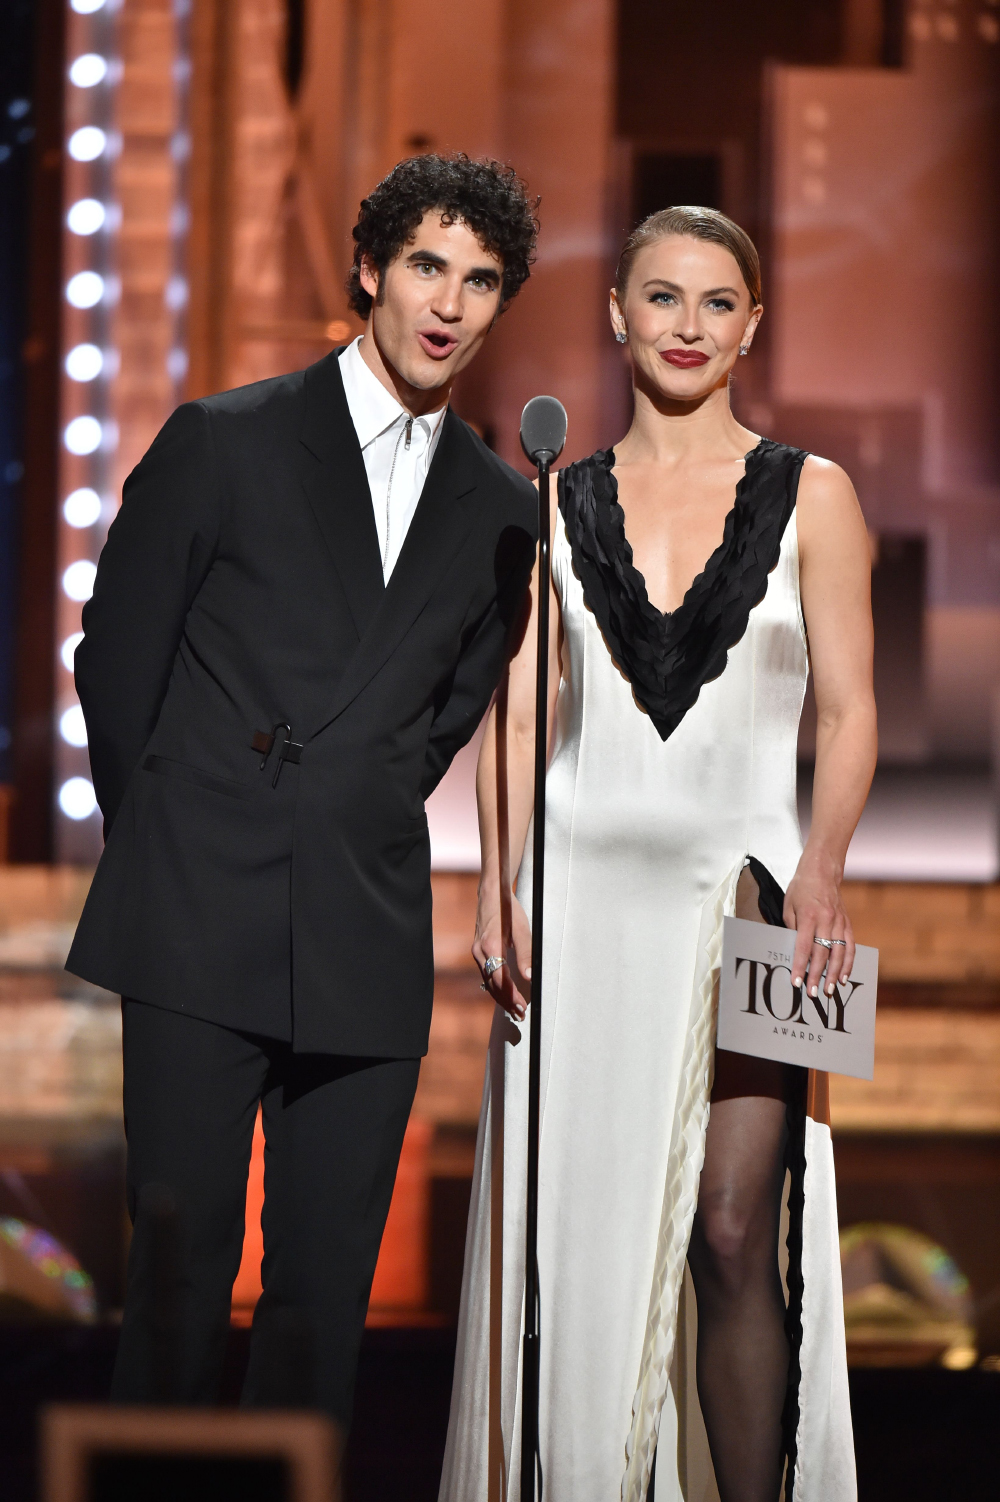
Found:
[796,453,867,551]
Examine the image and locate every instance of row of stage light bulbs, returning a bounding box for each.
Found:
[58,0,191,830]
[58,0,118,823]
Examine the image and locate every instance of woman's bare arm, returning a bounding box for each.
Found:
[472,487,562,1020]
[786,456,877,1000]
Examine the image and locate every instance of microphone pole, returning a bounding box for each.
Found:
[518,397,567,1502]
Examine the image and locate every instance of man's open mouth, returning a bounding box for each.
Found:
[418,330,459,359]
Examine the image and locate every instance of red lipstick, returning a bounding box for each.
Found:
[661,349,709,368]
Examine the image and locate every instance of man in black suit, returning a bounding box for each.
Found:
[67,154,539,1429]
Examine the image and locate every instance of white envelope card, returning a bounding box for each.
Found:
[717,916,878,1080]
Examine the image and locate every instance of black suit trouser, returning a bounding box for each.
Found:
[114,999,420,1423]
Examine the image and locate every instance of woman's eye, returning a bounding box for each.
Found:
[651,292,676,306]
[708,299,736,312]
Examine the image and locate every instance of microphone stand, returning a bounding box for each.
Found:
[515,395,565,1502]
[521,449,552,1502]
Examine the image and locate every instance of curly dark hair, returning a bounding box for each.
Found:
[347,153,539,319]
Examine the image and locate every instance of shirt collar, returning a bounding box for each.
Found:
[339,336,448,450]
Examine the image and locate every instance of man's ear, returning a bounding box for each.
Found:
[359,254,380,302]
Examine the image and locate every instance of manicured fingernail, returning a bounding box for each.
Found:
[792,976,802,988]
[810,985,818,998]
[826,982,835,995]
[525,968,532,979]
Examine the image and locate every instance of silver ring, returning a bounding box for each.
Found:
[483,955,506,979]
[829,938,847,946]
[813,936,834,950]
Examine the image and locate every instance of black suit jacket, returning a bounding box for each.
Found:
[66,350,536,1056]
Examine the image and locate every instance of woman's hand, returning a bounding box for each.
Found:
[784,849,855,1002]
[472,887,532,1022]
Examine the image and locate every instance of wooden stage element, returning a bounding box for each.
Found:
[1,865,999,1331]
[0,867,998,1141]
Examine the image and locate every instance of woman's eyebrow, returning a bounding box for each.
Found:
[641,278,740,297]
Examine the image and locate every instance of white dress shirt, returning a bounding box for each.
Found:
[338,336,448,582]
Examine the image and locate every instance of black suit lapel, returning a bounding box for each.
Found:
[312,408,480,734]
[298,350,384,640]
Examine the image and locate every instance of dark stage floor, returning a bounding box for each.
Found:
[1,1323,998,1501]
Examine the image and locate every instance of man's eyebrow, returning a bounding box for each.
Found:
[406,249,448,268]
[406,249,501,284]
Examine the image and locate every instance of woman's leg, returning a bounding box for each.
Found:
[686,868,792,1502]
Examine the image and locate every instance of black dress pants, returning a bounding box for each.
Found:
[114,999,420,1424]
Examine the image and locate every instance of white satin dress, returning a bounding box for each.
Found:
[438,442,856,1502]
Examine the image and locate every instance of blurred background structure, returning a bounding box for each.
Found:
[0,1,999,1498]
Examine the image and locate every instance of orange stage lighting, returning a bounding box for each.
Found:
[231,1112,433,1325]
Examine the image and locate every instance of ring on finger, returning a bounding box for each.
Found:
[813,936,834,949]
[829,938,847,946]
[479,954,506,992]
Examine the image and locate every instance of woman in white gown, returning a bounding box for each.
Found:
[439,207,876,1502]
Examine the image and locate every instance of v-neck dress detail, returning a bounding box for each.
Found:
[558,439,807,741]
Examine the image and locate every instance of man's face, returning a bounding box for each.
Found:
[360,211,504,397]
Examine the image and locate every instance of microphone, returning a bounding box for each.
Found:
[520,396,568,466]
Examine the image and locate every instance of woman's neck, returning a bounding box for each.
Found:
[615,378,755,467]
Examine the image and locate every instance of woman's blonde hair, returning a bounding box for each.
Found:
[615,205,762,308]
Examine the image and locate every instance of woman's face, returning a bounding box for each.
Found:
[610,234,762,403]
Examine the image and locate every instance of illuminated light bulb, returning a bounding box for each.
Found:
[66,270,104,308]
[64,416,102,455]
[58,777,97,820]
[68,126,106,162]
[164,274,188,311]
[60,705,89,747]
[61,632,85,671]
[166,347,188,381]
[63,487,102,527]
[67,198,106,235]
[70,0,107,12]
[65,343,103,382]
[62,560,98,601]
[69,54,108,88]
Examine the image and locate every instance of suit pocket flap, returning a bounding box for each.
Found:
[142,755,254,801]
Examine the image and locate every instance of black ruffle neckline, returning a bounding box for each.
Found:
[557,438,807,741]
